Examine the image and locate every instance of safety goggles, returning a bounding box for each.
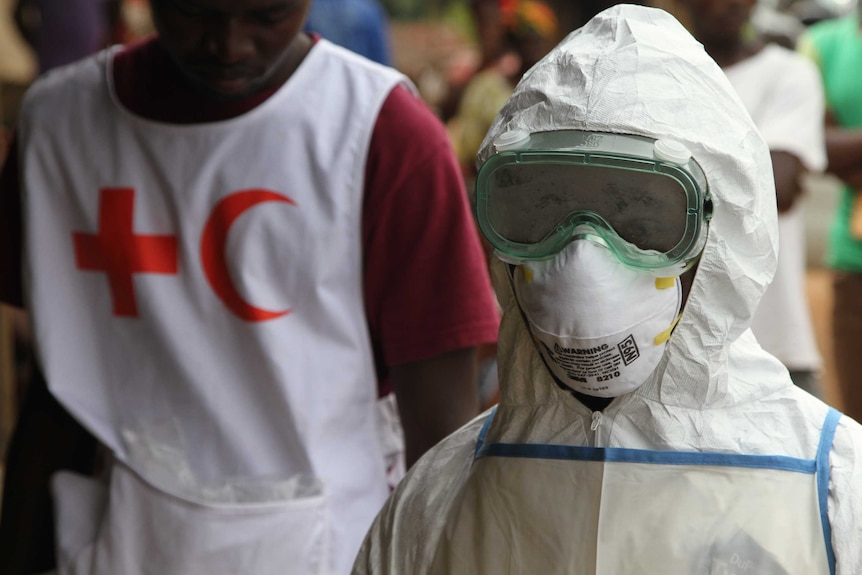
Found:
[475,130,712,274]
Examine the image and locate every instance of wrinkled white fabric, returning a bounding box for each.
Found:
[352,5,862,574]
[513,239,681,397]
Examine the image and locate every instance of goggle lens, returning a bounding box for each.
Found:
[487,162,689,254]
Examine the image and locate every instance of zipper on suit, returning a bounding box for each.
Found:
[590,411,603,446]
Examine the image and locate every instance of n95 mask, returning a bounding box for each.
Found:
[512,240,682,398]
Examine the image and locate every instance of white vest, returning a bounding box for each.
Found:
[19,40,404,575]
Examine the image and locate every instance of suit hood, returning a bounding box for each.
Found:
[480,4,781,411]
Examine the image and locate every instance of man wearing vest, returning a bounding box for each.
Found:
[0,1,500,573]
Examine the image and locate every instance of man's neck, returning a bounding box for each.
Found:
[550,376,614,412]
[573,391,614,412]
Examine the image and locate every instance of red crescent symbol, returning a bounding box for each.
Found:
[201,189,296,322]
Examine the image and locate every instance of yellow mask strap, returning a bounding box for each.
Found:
[654,313,682,346]
[654,276,681,345]
[655,276,677,290]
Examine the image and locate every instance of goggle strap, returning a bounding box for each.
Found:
[493,249,529,266]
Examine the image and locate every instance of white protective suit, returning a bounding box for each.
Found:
[353,6,862,574]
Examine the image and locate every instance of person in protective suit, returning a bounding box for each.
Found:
[352,5,862,574]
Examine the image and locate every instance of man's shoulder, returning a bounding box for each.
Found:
[21,50,107,120]
[373,83,450,158]
[378,82,438,127]
[315,38,394,76]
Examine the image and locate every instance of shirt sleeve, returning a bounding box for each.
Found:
[0,136,23,307]
[797,31,835,119]
[363,85,500,371]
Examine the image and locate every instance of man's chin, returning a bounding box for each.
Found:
[184,71,265,102]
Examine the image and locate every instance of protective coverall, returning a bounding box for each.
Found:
[352,5,862,574]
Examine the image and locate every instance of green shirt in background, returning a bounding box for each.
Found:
[800,15,862,272]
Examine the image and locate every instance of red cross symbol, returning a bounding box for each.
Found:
[73,188,178,317]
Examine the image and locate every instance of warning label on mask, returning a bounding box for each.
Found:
[544,334,640,383]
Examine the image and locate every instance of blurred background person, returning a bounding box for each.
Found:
[14,0,122,74]
[471,0,508,70]
[304,0,392,65]
[685,0,827,398]
[799,1,862,421]
[445,0,559,409]
[448,0,559,185]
